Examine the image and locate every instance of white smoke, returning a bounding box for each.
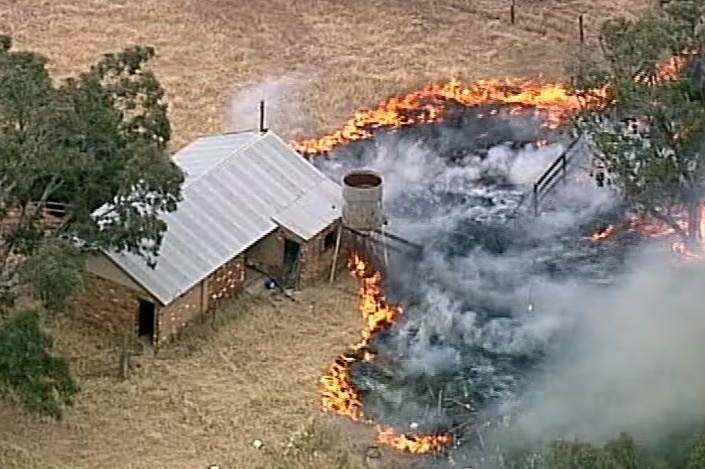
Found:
[491,143,564,186]
[226,73,314,135]
[223,76,705,460]
[317,126,616,385]
[510,250,705,446]
[368,138,436,202]
[314,120,705,462]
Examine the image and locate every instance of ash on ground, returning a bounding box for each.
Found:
[314,109,636,465]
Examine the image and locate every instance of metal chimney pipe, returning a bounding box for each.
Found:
[259,100,267,133]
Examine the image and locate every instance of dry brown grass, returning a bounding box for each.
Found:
[0,0,654,467]
[0,276,373,469]
[1,0,653,148]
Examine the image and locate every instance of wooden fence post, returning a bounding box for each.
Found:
[510,0,516,25]
[579,15,585,44]
[119,331,130,380]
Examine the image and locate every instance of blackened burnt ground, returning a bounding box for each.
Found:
[313,105,637,451]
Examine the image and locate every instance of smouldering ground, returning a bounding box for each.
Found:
[0,0,652,467]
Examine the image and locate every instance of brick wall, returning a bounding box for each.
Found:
[78,254,250,344]
[158,282,205,343]
[299,221,349,286]
[74,274,144,335]
[75,225,348,345]
[246,230,285,278]
[206,254,245,311]
[246,223,348,288]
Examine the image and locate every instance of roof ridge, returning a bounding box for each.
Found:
[105,130,341,306]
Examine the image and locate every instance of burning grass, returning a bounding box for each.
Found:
[300,69,705,459]
[291,43,705,459]
[588,211,705,262]
[291,52,693,157]
[0,0,658,466]
[315,185,705,459]
[321,254,453,453]
[1,0,652,149]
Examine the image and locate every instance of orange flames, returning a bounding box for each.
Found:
[590,208,705,261]
[376,426,452,454]
[292,78,589,156]
[302,51,697,455]
[320,253,452,453]
[590,224,615,241]
[291,52,692,157]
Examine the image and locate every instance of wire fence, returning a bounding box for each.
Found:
[507,0,587,44]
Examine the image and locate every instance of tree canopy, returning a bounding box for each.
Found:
[568,0,705,244]
[0,311,80,419]
[0,36,184,418]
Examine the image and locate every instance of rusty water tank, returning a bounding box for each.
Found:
[342,169,384,231]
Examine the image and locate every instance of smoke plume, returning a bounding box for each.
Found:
[313,112,705,464]
[510,250,705,445]
[226,73,313,134]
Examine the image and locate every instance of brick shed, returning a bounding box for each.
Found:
[75,130,347,345]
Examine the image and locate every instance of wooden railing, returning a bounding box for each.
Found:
[531,137,583,216]
[2,201,67,231]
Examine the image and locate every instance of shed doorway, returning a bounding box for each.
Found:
[138,299,156,343]
[282,238,301,286]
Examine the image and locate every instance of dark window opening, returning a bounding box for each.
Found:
[138,299,156,343]
[324,231,337,251]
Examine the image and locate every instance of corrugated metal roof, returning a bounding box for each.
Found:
[175,132,259,179]
[99,131,342,305]
[273,179,342,240]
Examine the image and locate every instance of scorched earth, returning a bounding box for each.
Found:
[291,74,705,463]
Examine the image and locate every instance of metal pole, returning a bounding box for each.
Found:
[381,229,389,269]
[562,154,567,184]
[329,224,343,284]
[259,100,266,133]
[533,187,539,216]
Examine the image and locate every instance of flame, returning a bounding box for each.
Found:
[292,78,591,156]
[637,51,697,82]
[319,253,452,453]
[376,426,453,454]
[305,51,697,455]
[657,54,689,80]
[292,52,693,157]
[670,204,705,261]
[590,224,615,241]
[590,206,705,261]
[320,354,366,421]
